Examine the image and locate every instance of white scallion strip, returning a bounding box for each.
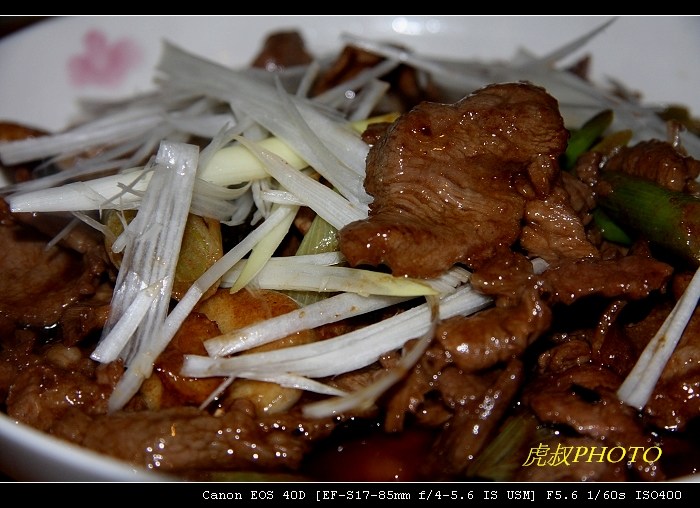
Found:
[157,42,372,197]
[1,156,133,197]
[204,292,407,357]
[207,265,469,357]
[235,136,365,230]
[346,79,391,122]
[231,373,347,398]
[91,141,199,369]
[302,295,439,418]
[107,205,297,411]
[8,167,150,213]
[312,57,399,107]
[286,251,346,266]
[226,261,438,297]
[183,283,492,381]
[617,265,700,409]
[90,279,165,362]
[258,189,305,206]
[6,133,304,214]
[0,110,162,165]
[189,178,248,222]
[272,78,369,206]
[229,203,298,292]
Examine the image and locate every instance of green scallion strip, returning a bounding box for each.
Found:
[562,109,613,170]
[598,171,700,265]
[592,207,632,245]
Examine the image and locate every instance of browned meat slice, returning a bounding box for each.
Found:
[310,44,442,112]
[250,31,313,70]
[3,309,338,476]
[524,359,665,481]
[5,344,117,431]
[0,199,108,329]
[426,359,524,477]
[0,328,36,403]
[59,282,113,347]
[339,82,569,278]
[437,286,552,372]
[383,346,493,432]
[469,249,535,306]
[604,139,700,192]
[520,190,599,263]
[51,401,335,475]
[541,254,672,305]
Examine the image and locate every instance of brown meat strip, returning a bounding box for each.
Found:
[426,359,524,478]
[250,31,313,70]
[541,254,672,305]
[339,82,569,278]
[604,139,700,192]
[0,199,108,329]
[524,360,665,481]
[436,287,552,372]
[51,401,335,475]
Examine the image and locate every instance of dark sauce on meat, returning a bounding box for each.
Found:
[2,30,700,483]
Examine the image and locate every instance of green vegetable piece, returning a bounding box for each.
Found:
[598,171,700,265]
[592,207,632,245]
[589,129,633,156]
[295,213,339,256]
[657,105,700,136]
[287,213,339,306]
[465,412,540,481]
[562,109,614,170]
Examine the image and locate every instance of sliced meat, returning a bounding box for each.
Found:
[436,287,552,372]
[51,400,336,475]
[0,199,108,329]
[250,31,313,70]
[339,82,569,278]
[5,345,116,431]
[524,359,665,481]
[541,254,672,305]
[520,188,599,263]
[426,359,524,477]
[604,139,700,192]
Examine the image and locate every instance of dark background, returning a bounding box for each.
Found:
[0,16,50,38]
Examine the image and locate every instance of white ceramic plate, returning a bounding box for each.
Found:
[2,16,700,133]
[1,15,699,482]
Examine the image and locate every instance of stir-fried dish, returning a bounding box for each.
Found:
[2,22,700,482]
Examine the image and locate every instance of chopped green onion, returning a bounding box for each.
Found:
[592,207,632,245]
[562,109,613,170]
[225,261,438,297]
[228,204,298,293]
[598,171,700,265]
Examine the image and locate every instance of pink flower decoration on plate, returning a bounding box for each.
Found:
[68,30,142,88]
